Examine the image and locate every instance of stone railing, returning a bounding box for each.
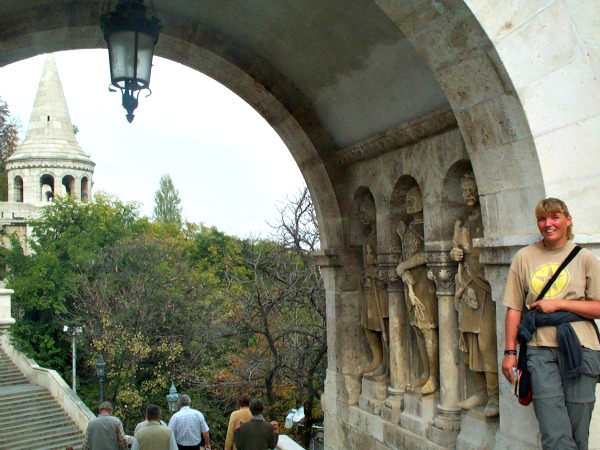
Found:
[0,287,95,433]
[277,434,306,450]
[0,333,96,432]
[0,288,15,332]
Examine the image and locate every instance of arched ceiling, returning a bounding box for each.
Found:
[0,0,449,149]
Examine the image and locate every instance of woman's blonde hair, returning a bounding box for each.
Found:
[535,198,574,240]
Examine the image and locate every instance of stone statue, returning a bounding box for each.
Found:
[395,187,438,394]
[358,198,389,379]
[450,172,498,417]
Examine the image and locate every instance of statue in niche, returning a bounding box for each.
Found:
[358,198,389,380]
[450,172,499,417]
[395,187,439,394]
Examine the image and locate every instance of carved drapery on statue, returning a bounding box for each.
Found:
[400,220,437,330]
[359,198,389,379]
[451,172,498,417]
[396,187,438,395]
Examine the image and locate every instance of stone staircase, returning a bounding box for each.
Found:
[0,348,85,449]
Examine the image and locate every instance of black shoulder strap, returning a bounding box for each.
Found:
[536,245,582,301]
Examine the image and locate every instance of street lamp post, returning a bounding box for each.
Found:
[63,325,82,394]
[166,382,179,415]
[96,355,107,403]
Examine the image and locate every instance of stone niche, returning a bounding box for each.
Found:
[321,111,508,450]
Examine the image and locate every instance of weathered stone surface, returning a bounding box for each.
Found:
[3,2,600,449]
[493,1,585,90]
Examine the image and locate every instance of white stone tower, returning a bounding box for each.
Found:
[5,54,95,206]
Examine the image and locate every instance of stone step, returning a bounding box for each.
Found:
[2,410,72,435]
[0,348,86,450]
[2,417,77,440]
[0,373,29,384]
[0,401,66,421]
[4,426,84,450]
[0,377,29,387]
[0,393,58,407]
[1,391,54,406]
[0,371,26,381]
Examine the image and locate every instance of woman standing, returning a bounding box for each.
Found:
[502,198,600,450]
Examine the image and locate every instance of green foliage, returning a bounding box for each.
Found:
[4,193,143,371]
[153,174,182,228]
[2,186,325,448]
[0,96,20,201]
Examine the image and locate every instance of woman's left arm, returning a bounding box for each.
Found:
[530,298,600,318]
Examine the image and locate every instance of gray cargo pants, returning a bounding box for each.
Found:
[527,346,600,450]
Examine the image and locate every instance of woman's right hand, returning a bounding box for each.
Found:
[502,355,517,383]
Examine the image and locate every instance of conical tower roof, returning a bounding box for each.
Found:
[6,54,95,169]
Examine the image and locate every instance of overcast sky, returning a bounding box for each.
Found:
[0,50,305,238]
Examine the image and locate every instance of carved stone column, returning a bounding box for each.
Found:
[380,254,407,423]
[314,248,365,450]
[427,252,461,445]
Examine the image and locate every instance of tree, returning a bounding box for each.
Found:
[0,96,20,200]
[2,194,144,371]
[211,186,326,448]
[73,234,199,428]
[153,174,182,228]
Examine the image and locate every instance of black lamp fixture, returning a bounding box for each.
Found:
[100,0,162,123]
[96,354,107,403]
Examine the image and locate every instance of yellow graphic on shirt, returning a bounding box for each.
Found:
[530,263,570,299]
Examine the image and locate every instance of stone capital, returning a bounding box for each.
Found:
[426,252,457,296]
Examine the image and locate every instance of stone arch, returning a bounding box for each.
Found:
[2,4,600,448]
[351,187,376,249]
[81,177,90,203]
[13,176,24,203]
[389,175,420,253]
[1,2,598,246]
[0,16,343,251]
[440,159,475,242]
[40,174,55,202]
[62,175,75,198]
[373,2,543,240]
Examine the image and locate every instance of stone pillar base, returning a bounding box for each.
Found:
[381,388,404,424]
[400,390,439,437]
[428,404,461,447]
[456,410,499,450]
[358,377,387,415]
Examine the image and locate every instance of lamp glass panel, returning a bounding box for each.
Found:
[135,33,155,86]
[108,31,137,89]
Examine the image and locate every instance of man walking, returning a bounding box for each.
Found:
[132,405,177,450]
[234,398,279,450]
[168,395,211,450]
[225,395,252,450]
[82,401,128,450]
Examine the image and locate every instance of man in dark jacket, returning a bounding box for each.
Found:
[234,398,279,450]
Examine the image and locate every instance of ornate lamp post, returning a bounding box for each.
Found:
[100,0,162,122]
[96,355,107,403]
[166,382,180,415]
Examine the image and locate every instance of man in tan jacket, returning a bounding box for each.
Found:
[224,395,252,450]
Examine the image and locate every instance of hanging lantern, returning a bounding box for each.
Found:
[100,0,162,122]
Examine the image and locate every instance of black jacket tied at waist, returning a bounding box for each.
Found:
[516,309,600,402]
[518,310,592,378]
